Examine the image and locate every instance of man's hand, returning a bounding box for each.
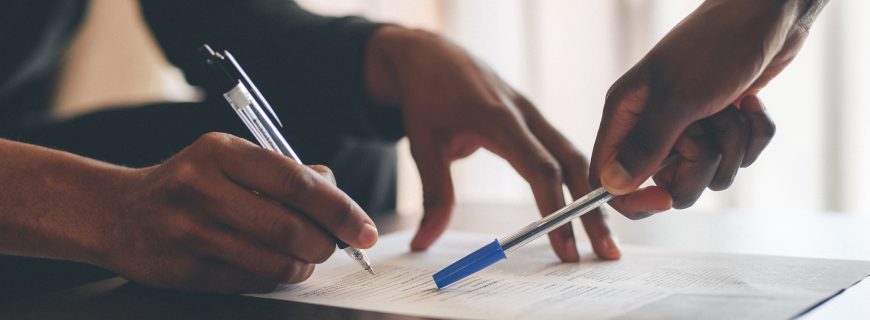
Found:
[589,0,826,215]
[365,27,620,262]
[100,133,377,293]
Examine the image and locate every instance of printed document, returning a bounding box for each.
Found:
[252,231,870,319]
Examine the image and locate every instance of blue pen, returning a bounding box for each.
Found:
[432,155,680,289]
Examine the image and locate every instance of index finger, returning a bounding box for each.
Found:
[514,97,621,260]
[480,109,578,262]
[211,134,378,249]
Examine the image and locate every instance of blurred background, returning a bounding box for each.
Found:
[56,0,870,216]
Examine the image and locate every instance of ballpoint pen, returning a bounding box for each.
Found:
[199,44,375,276]
[432,155,680,288]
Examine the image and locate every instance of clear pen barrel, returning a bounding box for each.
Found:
[498,187,613,254]
[224,82,301,162]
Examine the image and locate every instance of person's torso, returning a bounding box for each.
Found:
[0,0,87,132]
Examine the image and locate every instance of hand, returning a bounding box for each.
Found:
[97,133,377,293]
[366,27,620,262]
[588,0,824,215]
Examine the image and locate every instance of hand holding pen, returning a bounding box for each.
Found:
[434,155,681,288]
[200,44,376,275]
[93,131,377,293]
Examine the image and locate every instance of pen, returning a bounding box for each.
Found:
[199,44,375,276]
[432,155,680,288]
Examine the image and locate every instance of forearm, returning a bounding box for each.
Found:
[0,139,130,265]
[364,26,476,109]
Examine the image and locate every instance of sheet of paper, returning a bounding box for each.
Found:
[252,231,870,320]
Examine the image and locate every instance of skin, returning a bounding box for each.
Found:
[0,0,829,294]
[0,23,619,295]
[0,133,377,294]
[365,27,621,262]
[589,0,828,216]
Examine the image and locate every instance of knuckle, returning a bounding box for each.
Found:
[197,132,233,145]
[535,160,563,183]
[191,132,250,161]
[564,151,590,179]
[566,150,589,167]
[709,178,733,191]
[623,130,659,159]
[309,164,332,175]
[732,111,751,132]
[279,165,315,199]
[270,218,302,249]
[165,214,200,244]
[169,162,203,189]
[762,118,777,138]
[193,132,232,154]
[604,69,646,104]
[672,193,701,209]
[710,110,749,138]
[309,165,336,185]
[484,103,519,125]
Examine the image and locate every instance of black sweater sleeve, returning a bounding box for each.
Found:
[139,0,403,141]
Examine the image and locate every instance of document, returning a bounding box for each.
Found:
[252,231,870,319]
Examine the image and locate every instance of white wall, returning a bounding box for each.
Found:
[57,0,870,215]
[298,0,869,215]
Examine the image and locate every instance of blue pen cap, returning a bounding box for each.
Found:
[432,239,507,289]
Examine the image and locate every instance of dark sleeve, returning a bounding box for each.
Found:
[139,0,404,141]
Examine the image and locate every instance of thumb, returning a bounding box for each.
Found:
[409,139,455,251]
[591,80,689,195]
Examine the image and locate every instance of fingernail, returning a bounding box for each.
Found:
[358,224,378,247]
[600,237,621,259]
[563,237,580,262]
[410,235,426,251]
[601,161,633,194]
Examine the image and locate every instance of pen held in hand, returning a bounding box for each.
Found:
[432,154,680,289]
[199,44,375,276]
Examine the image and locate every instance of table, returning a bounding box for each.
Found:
[2,204,870,319]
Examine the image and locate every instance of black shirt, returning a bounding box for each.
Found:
[0,1,403,301]
[0,0,402,141]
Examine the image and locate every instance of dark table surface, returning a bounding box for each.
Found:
[0,209,430,320]
[4,204,870,319]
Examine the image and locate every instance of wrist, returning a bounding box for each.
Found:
[364,25,443,108]
[10,148,138,267]
[75,165,140,267]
